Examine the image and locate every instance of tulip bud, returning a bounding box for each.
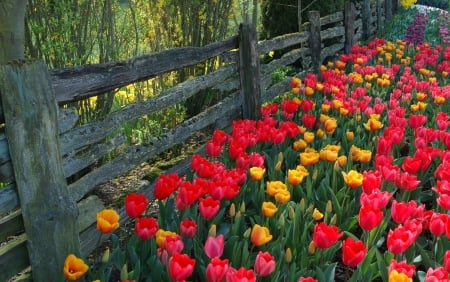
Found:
[240,202,246,213]
[299,198,305,211]
[306,203,314,213]
[102,247,110,263]
[288,205,295,220]
[308,241,316,254]
[209,224,217,237]
[312,169,318,181]
[285,248,293,263]
[243,227,252,238]
[333,160,340,172]
[229,203,236,218]
[120,264,128,281]
[235,210,241,220]
[277,214,285,228]
[326,200,332,213]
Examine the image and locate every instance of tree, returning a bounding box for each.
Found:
[0,0,27,64]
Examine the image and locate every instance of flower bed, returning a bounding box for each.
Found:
[65,37,450,282]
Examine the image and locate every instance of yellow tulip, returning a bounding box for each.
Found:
[266,181,287,197]
[250,167,265,181]
[312,208,324,221]
[155,229,177,248]
[300,151,320,166]
[342,170,363,188]
[275,189,291,204]
[388,270,412,282]
[261,201,278,217]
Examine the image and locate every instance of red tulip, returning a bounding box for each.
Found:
[153,173,183,200]
[180,218,197,238]
[165,235,184,256]
[409,114,427,128]
[168,253,196,281]
[302,114,317,128]
[175,181,202,210]
[424,267,449,281]
[206,140,223,157]
[312,222,343,249]
[429,212,448,236]
[199,197,221,220]
[358,205,384,231]
[362,170,382,194]
[212,129,228,145]
[389,259,416,278]
[135,217,158,240]
[226,267,256,282]
[342,237,367,267]
[360,190,391,210]
[125,193,149,218]
[204,234,224,259]
[394,172,420,191]
[401,156,422,175]
[391,200,416,224]
[254,251,276,277]
[206,257,229,282]
[387,220,421,255]
[298,277,318,282]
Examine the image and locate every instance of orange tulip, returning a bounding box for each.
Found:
[293,139,308,151]
[97,209,120,234]
[435,95,446,105]
[346,131,354,141]
[261,201,278,217]
[319,149,338,162]
[364,118,383,131]
[337,155,347,167]
[324,118,338,135]
[342,170,363,188]
[304,86,315,96]
[303,132,315,144]
[312,208,324,221]
[64,254,89,281]
[287,166,309,185]
[358,149,372,163]
[251,224,273,246]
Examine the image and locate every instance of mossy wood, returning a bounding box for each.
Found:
[0,61,81,281]
[309,11,322,77]
[0,2,390,279]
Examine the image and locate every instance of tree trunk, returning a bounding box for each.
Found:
[0,0,26,64]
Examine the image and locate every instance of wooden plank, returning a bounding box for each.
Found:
[362,0,371,41]
[0,234,29,282]
[0,184,18,216]
[239,23,261,120]
[70,91,242,201]
[321,26,345,41]
[0,61,81,281]
[0,209,23,242]
[309,11,321,77]
[344,1,356,54]
[321,11,344,26]
[257,32,309,55]
[50,36,239,104]
[63,134,126,178]
[77,195,105,232]
[60,65,236,154]
[58,107,79,134]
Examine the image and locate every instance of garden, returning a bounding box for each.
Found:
[63,2,450,282]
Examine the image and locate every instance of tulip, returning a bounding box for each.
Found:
[168,253,196,281]
[251,224,273,246]
[312,208,324,221]
[125,193,149,218]
[261,201,278,217]
[300,150,320,166]
[298,277,318,282]
[63,254,89,281]
[358,205,384,231]
[254,251,276,277]
[155,229,177,248]
[97,209,120,234]
[249,166,265,181]
[424,267,449,281]
[199,196,221,220]
[388,269,412,282]
[342,237,367,267]
[342,170,363,188]
[180,218,198,238]
[389,259,416,278]
[312,222,343,249]
[444,250,450,273]
[153,173,183,200]
[226,267,256,282]
[266,181,287,196]
[204,234,225,259]
[135,217,158,240]
[164,234,184,255]
[206,257,229,282]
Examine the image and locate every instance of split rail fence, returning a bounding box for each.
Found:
[0,1,393,280]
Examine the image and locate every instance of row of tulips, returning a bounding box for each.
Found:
[63,35,450,281]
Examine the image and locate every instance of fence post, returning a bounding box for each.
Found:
[239,23,261,120]
[344,1,356,54]
[377,0,382,31]
[0,61,81,281]
[385,0,393,21]
[308,11,321,78]
[362,0,371,41]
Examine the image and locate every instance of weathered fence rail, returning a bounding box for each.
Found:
[0,1,389,280]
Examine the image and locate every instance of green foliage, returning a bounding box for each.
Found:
[417,0,449,9]
[260,0,345,39]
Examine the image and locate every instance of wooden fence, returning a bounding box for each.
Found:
[0,1,391,281]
